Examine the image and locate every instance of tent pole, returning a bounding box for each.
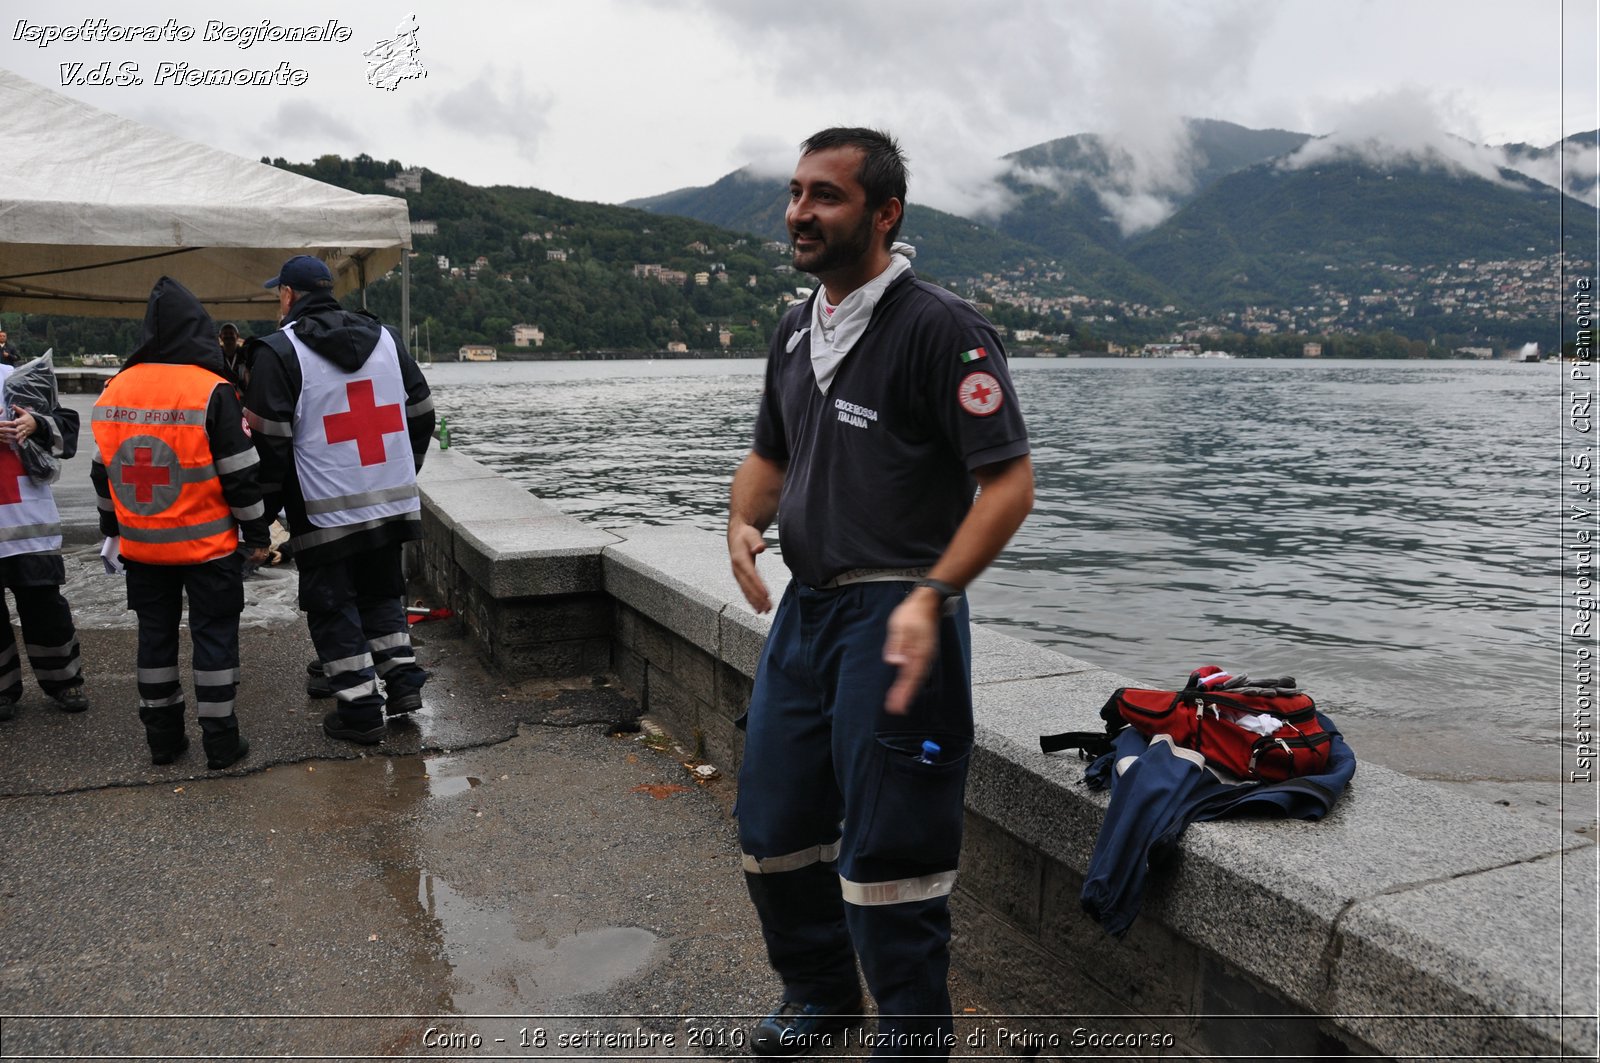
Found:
[358,258,369,310]
[401,253,411,347]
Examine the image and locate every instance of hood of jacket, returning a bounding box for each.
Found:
[124,276,228,375]
[282,289,387,372]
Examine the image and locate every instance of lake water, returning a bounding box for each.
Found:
[423,357,1564,787]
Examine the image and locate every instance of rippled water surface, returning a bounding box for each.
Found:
[427,357,1561,783]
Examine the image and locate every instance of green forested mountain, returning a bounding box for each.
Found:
[1125,159,1579,305]
[626,167,1126,297]
[992,118,1314,257]
[630,120,1596,348]
[288,156,806,352]
[2,156,817,357]
[5,121,1594,359]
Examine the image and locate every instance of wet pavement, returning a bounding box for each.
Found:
[0,589,786,1059]
[0,406,1016,1060]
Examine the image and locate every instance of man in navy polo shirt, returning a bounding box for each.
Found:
[727,128,1035,1057]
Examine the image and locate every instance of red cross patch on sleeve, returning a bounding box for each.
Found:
[957,370,1004,417]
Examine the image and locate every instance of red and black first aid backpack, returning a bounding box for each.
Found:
[1041,666,1333,783]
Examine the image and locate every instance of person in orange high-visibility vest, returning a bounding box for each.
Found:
[90,277,271,770]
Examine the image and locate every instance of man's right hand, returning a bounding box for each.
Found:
[728,523,772,614]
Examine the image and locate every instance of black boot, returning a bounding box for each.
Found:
[140,703,189,765]
[200,715,250,770]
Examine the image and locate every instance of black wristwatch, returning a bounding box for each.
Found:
[914,577,964,617]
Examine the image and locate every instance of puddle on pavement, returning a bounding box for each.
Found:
[426,774,481,798]
[256,751,659,1015]
[420,754,479,798]
[410,871,659,1013]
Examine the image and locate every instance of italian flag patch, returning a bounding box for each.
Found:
[958,347,988,363]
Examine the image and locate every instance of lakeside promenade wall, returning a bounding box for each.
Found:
[412,448,1596,1060]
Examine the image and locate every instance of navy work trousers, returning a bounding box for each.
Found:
[125,553,244,755]
[299,542,424,729]
[737,581,973,1058]
[0,552,81,700]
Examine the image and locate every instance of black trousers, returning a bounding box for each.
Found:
[124,554,244,745]
[0,552,82,700]
[299,542,425,729]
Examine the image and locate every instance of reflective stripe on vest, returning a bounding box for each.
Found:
[0,365,63,559]
[284,322,419,530]
[91,364,237,564]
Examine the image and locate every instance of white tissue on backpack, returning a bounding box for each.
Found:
[1218,707,1283,735]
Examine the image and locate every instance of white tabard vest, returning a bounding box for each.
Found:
[285,323,419,529]
[0,364,62,558]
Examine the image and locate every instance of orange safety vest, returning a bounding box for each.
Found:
[91,363,237,565]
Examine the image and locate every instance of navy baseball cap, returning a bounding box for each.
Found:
[264,255,334,291]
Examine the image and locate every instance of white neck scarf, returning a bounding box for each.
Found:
[804,242,916,393]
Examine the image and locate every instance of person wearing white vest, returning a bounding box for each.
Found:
[244,256,435,746]
[0,358,87,721]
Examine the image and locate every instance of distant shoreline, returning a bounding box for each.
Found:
[54,351,1568,373]
[424,349,1563,363]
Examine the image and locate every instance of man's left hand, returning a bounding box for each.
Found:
[882,588,942,715]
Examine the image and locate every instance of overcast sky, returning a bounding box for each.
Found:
[3,0,1596,217]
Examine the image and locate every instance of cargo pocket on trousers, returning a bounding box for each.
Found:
[857,732,972,872]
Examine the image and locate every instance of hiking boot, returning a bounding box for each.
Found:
[50,685,89,713]
[205,734,249,770]
[386,687,423,717]
[322,710,385,746]
[750,997,860,1056]
[151,735,190,766]
[306,660,334,699]
[199,714,248,769]
[140,703,186,755]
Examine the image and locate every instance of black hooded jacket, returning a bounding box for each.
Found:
[243,290,434,567]
[89,277,270,550]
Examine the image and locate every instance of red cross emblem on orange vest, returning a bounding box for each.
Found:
[0,445,26,506]
[323,379,405,466]
[120,445,172,504]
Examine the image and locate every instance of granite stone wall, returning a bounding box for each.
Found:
[415,450,1598,1061]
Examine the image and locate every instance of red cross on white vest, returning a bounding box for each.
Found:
[0,446,25,506]
[121,445,171,504]
[323,379,405,467]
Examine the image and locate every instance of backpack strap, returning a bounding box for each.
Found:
[1039,730,1116,759]
[1040,688,1133,759]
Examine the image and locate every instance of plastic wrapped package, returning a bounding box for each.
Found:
[3,350,61,484]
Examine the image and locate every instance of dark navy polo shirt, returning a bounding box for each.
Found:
[752,270,1031,589]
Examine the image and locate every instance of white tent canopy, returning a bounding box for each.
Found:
[0,69,411,320]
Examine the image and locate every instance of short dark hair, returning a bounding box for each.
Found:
[800,127,908,244]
